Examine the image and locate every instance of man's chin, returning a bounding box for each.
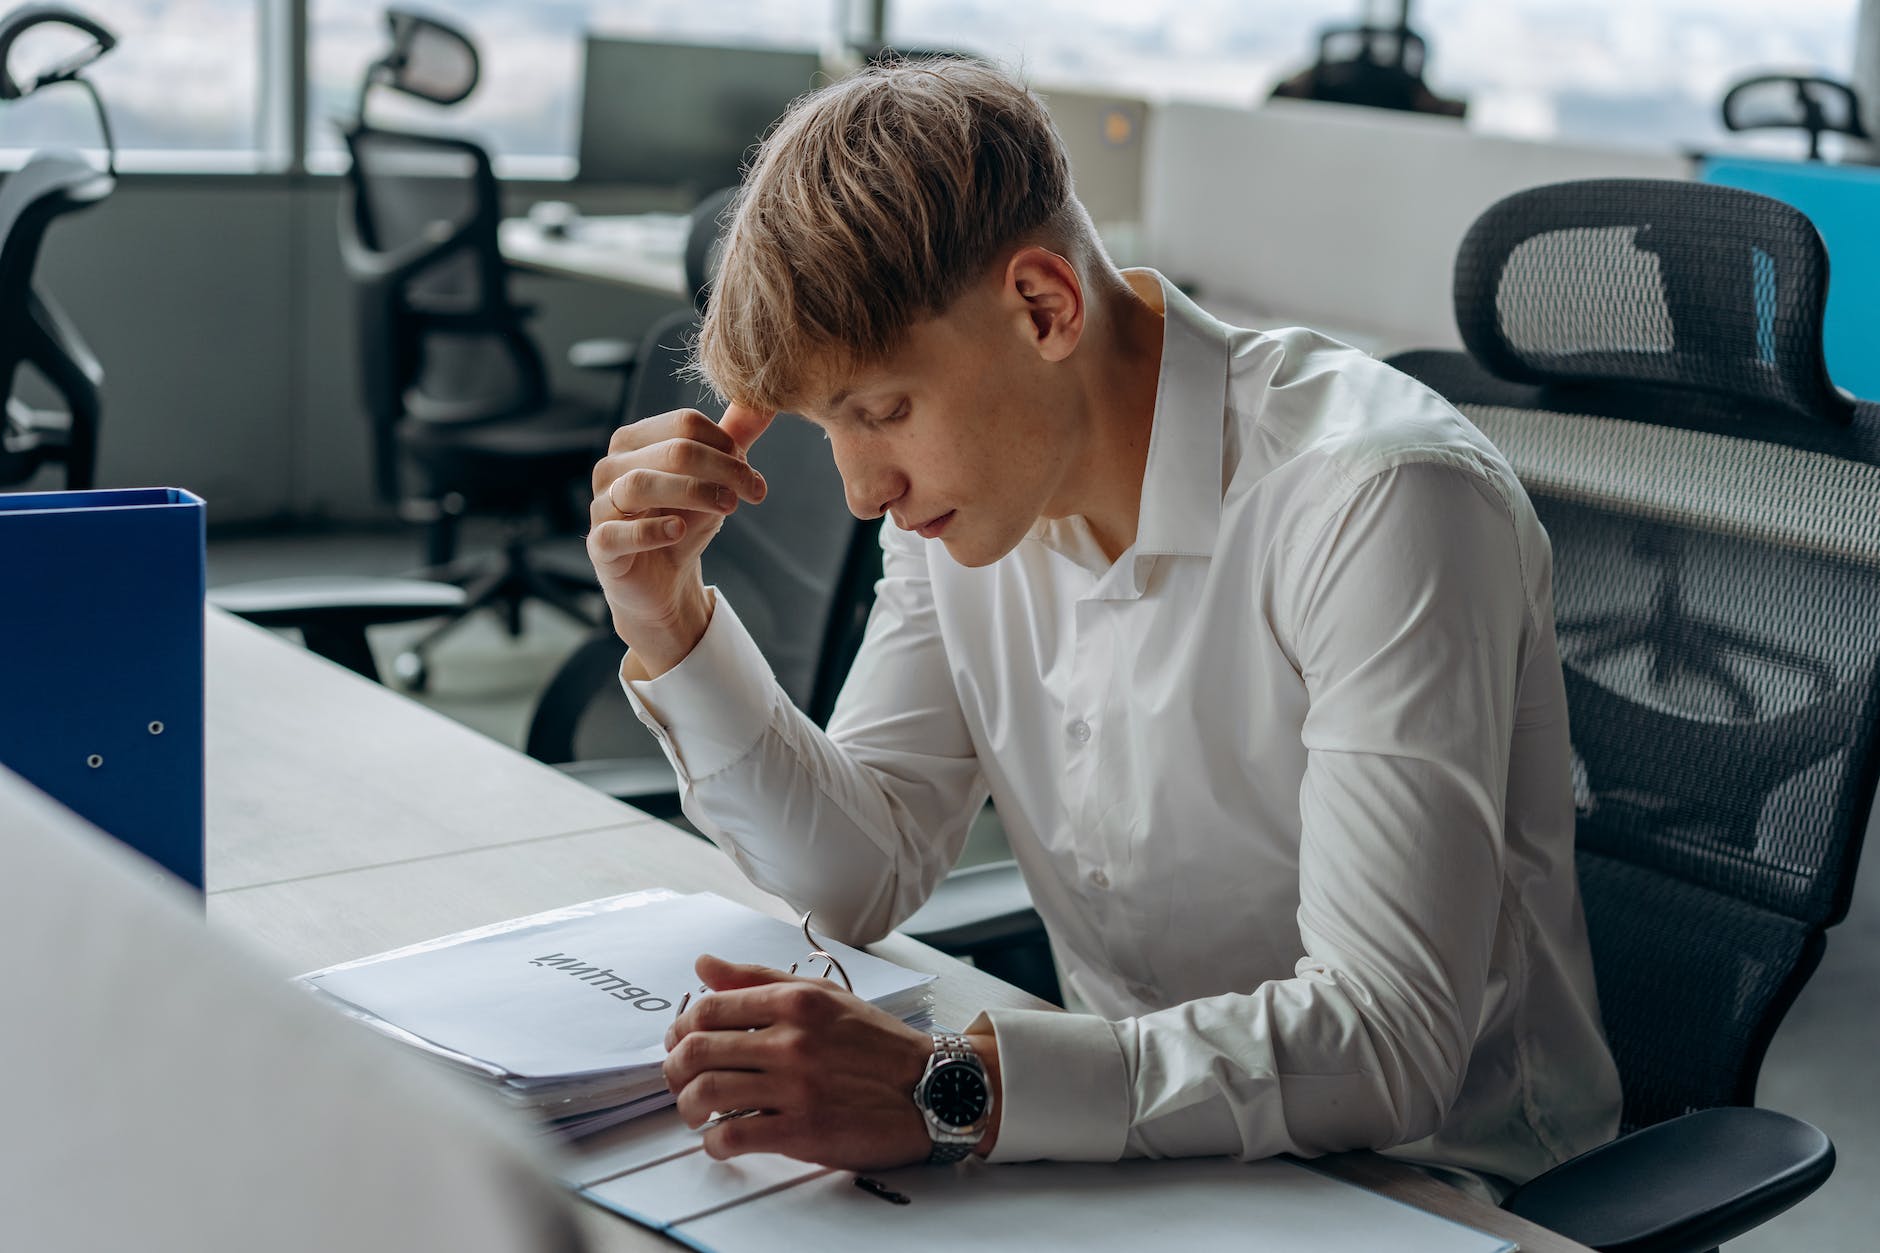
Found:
[938,529,1022,569]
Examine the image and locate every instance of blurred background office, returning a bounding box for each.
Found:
[3,2,1878,1247]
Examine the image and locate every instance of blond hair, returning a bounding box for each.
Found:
[694,58,1088,412]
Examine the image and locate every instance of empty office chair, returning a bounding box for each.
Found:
[339,9,630,690]
[1723,74,1867,162]
[1387,177,1868,1250]
[0,5,116,492]
[1269,1,1466,119]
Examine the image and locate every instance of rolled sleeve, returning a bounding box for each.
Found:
[619,591,781,782]
[971,1008,1133,1163]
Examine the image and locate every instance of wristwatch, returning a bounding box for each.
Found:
[912,1031,993,1164]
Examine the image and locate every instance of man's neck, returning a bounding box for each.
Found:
[1069,272,1167,564]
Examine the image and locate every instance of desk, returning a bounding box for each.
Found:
[200,611,1588,1252]
[501,212,691,298]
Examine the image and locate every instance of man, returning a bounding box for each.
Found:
[585,59,1621,1195]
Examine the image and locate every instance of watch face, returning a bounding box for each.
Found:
[926,1059,989,1129]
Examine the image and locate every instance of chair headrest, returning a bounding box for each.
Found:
[1723,75,1867,143]
[1453,178,1850,425]
[0,5,115,102]
[372,8,478,107]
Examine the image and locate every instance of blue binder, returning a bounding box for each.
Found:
[0,488,206,889]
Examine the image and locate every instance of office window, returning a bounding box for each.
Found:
[307,1,836,175]
[887,0,1860,154]
[0,0,268,171]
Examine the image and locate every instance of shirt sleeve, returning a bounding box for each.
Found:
[981,460,1533,1164]
[620,521,988,945]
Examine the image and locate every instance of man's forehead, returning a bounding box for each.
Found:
[792,359,898,423]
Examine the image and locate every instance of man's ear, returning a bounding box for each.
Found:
[1004,246,1084,363]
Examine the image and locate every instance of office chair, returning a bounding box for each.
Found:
[1386,177,1872,1251]
[1722,74,1867,163]
[338,9,632,691]
[0,5,116,493]
[1268,1,1466,119]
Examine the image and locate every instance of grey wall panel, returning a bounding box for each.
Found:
[32,183,297,523]
[20,176,687,527]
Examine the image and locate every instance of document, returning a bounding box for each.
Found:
[569,1110,1516,1253]
[300,890,934,1127]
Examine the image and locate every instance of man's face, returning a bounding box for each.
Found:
[794,268,1084,569]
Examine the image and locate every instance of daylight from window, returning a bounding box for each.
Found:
[0,0,1859,167]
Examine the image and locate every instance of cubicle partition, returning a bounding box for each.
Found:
[1142,99,1690,353]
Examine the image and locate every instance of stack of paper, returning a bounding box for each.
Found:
[300,890,936,1138]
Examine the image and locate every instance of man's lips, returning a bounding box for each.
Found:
[914,511,955,539]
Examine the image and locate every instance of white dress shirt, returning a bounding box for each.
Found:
[622,271,1622,1190]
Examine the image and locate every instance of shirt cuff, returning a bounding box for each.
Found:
[971,1008,1133,1163]
[618,590,780,782]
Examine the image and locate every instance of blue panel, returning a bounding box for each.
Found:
[1701,156,1880,401]
[0,488,206,888]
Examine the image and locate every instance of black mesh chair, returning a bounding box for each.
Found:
[1268,3,1466,119]
[0,6,116,493]
[337,10,630,690]
[1722,74,1868,163]
[1387,177,1870,1251]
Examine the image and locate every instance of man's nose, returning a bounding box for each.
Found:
[833,446,904,521]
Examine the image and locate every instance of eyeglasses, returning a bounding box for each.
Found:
[674,912,854,1130]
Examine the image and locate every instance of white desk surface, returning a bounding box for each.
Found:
[201,611,1587,1253]
[501,212,690,297]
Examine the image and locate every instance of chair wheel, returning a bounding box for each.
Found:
[393,650,429,692]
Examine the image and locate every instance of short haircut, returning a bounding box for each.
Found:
[694,58,1087,412]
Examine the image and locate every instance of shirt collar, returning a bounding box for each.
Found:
[1026,269,1231,584]
[1132,269,1231,560]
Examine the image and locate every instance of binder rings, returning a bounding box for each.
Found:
[0,487,205,888]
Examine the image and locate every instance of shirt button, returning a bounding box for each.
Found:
[1089,868,1110,889]
[1068,719,1092,743]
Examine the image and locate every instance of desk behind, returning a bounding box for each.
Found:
[201,611,1589,1252]
[501,212,690,297]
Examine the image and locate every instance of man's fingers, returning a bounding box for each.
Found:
[608,409,741,460]
[702,1111,800,1161]
[697,953,801,991]
[720,403,776,454]
[586,516,685,560]
[674,1070,787,1129]
[593,442,765,506]
[605,468,739,517]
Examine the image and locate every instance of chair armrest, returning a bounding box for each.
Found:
[209,576,467,629]
[900,859,1041,950]
[553,758,684,820]
[211,577,467,684]
[568,338,637,372]
[1501,1106,1834,1253]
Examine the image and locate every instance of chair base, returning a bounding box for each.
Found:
[397,527,601,691]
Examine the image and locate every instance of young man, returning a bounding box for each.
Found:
[585,60,1621,1194]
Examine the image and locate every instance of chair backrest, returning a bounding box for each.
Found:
[527,308,879,767]
[339,124,547,504]
[1388,178,1880,1132]
[0,149,112,490]
[337,9,548,507]
[684,186,737,309]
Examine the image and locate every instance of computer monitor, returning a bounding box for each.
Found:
[577,36,823,192]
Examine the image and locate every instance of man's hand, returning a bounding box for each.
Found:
[661,953,1000,1171]
[587,404,774,676]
